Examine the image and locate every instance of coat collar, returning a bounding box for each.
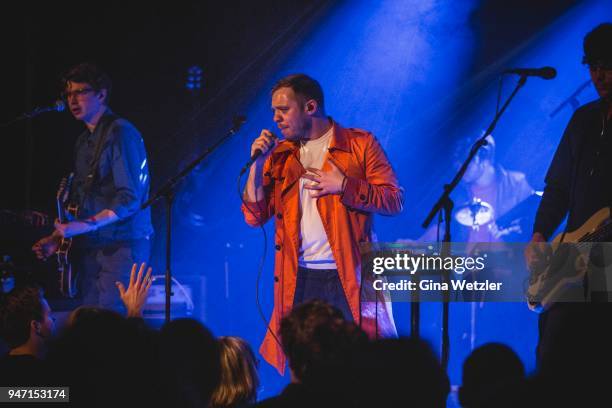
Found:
[271,118,350,157]
[328,120,351,152]
[270,119,351,195]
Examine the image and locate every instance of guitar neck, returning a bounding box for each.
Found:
[56,172,75,225]
[56,199,65,223]
[580,221,612,243]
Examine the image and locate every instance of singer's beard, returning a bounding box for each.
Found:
[294,121,312,142]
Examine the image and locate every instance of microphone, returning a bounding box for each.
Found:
[240,131,278,175]
[23,100,66,119]
[502,66,557,80]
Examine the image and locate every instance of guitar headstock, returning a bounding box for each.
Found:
[56,173,74,204]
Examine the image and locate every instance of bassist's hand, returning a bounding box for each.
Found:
[525,232,551,313]
[32,233,61,260]
[524,232,550,271]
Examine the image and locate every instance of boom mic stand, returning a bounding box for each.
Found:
[141,115,246,324]
[421,75,528,370]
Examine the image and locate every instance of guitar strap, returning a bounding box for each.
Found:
[80,112,120,208]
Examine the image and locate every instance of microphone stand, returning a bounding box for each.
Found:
[549,79,590,118]
[141,115,246,324]
[420,75,527,370]
[1,104,66,128]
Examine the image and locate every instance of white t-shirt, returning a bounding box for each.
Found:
[298,127,336,269]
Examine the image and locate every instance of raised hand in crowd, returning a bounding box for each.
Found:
[116,263,153,318]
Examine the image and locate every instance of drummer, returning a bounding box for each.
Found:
[396,134,538,356]
[414,134,535,243]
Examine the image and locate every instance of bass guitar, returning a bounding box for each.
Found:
[527,207,612,312]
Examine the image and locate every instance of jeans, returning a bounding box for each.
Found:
[293,266,353,321]
[75,238,151,313]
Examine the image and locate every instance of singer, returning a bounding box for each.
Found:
[525,23,612,397]
[241,74,403,373]
[32,63,153,312]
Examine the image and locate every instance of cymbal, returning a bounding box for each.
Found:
[455,199,494,227]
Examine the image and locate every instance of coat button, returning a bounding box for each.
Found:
[359,194,366,201]
[274,276,279,282]
[276,213,282,219]
[275,244,281,250]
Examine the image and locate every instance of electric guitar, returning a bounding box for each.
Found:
[56,173,78,297]
[527,207,612,313]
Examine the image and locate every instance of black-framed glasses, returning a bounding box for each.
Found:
[61,87,95,100]
[582,58,612,71]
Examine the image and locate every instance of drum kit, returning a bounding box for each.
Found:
[455,192,543,238]
[452,193,543,350]
[454,198,494,230]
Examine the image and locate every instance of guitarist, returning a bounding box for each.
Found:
[525,23,612,380]
[32,63,153,312]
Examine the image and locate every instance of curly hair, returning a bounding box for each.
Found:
[280,300,368,382]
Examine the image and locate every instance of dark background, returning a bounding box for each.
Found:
[0,0,596,397]
[1,0,580,212]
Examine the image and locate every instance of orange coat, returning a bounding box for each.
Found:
[241,121,403,374]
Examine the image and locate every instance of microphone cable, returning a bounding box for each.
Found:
[237,168,283,350]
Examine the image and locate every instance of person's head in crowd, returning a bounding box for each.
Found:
[0,286,54,358]
[209,336,259,408]
[48,305,159,406]
[67,305,120,327]
[280,300,368,384]
[459,343,525,408]
[59,306,126,356]
[583,23,612,101]
[349,338,450,408]
[159,318,221,407]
